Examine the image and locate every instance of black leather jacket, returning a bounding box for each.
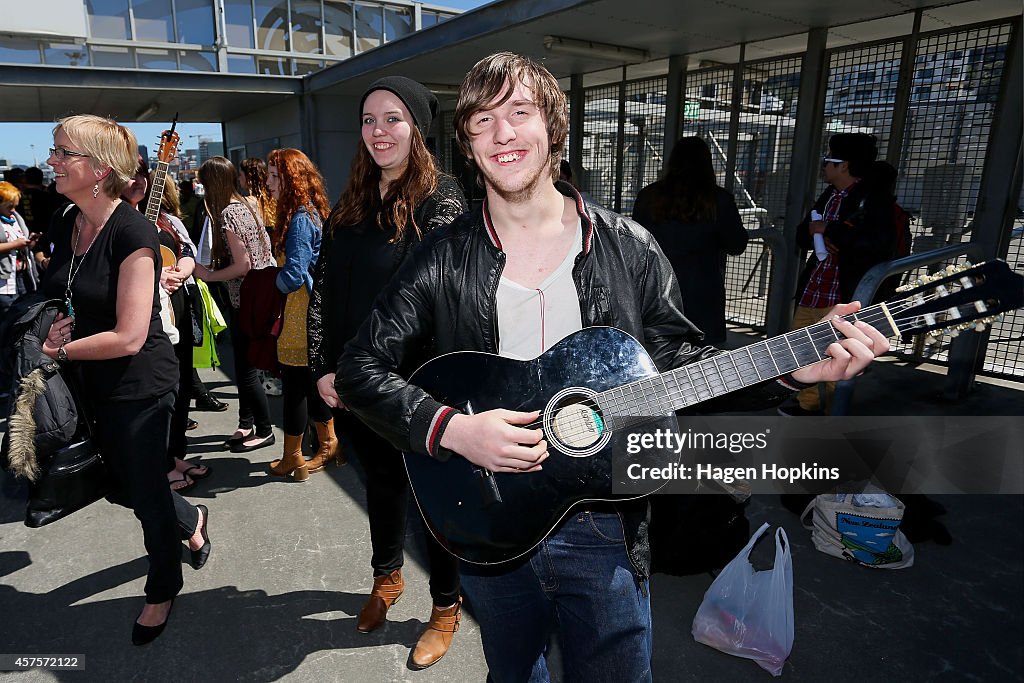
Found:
[337,182,785,577]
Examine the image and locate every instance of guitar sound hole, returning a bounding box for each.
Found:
[544,388,610,457]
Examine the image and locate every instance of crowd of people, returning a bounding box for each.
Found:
[0,51,900,679]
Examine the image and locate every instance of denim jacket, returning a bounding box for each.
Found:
[276,207,322,294]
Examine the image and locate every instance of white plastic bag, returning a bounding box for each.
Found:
[691,522,794,677]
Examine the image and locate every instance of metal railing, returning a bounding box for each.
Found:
[831,242,985,415]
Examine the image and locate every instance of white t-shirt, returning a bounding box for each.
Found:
[496,221,584,360]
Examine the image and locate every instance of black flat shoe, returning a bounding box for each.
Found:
[230,432,276,453]
[195,393,228,412]
[185,418,199,431]
[224,426,254,448]
[189,505,211,570]
[132,599,174,646]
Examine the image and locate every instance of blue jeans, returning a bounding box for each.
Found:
[459,510,652,683]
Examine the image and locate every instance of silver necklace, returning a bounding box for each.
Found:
[65,212,102,319]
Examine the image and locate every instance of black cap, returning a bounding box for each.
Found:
[360,76,438,140]
[828,133,878,177]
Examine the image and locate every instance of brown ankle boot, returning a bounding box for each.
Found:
[307,419,344,474]
[268,434,309,481]
[356,569,404,633]
[410,597,461,669]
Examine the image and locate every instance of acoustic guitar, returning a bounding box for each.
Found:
[402,260,1024,565]
[144,116,180,269]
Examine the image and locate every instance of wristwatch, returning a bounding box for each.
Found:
[57,344,69,362]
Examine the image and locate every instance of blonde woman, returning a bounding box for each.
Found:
[41,115,210,645]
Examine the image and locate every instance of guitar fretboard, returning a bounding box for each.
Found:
[597,303,900,427]
[144,161,170,224]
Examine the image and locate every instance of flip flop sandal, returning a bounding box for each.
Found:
[183,463,212,480]
[169,473,195,493]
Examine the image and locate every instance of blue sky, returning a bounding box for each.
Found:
[0,121,225,168]
[0,0,492,168]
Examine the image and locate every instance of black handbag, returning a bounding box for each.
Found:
[25,436,107,528]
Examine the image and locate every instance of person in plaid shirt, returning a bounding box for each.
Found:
[782,133,895,416]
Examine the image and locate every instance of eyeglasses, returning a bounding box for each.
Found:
[49,147,91,160]
[821,157,846,166]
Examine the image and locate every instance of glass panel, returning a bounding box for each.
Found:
[228,54,257,73]
[291,57,324,75]
[91,45,134,68]
[87,0,131,39]
[45,42,90,66]
[134,0,174,42]
[255,0,290,52]
[420,11,438,29]
[257,55,289,75]
[175,0,215,45]
[354,3,382,52]
[0,38,42,65]
[384,6,412,42]
[324,0,352,58]
[137,47,177,69]
[224,0,255,48]
[180,49,216,71]
[291,0,323,54]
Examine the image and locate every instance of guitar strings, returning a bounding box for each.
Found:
[508,290,980,442]
[517,304,934,439]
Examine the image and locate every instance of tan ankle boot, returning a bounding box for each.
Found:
[307,419,344,473]
[410,597,461,669]
[356,568,404,633]
[268,434,309,481]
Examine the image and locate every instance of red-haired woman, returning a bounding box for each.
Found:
[307,76,467,669]
[264,148,336,480]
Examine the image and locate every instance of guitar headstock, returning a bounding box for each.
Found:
[889,260,1023,339]
[156,114,179,164]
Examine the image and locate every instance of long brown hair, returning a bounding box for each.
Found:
[240,157,276,227]
[327,125,438,242]
[198,156,249,264]
[267,148,330,255]
[649,136,718,224]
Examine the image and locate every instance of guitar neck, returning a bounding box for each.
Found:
[598,303,900,423]
[144,161,170,224]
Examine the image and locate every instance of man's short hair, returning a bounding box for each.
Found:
[828,133,878,179]
[454,52,569,181]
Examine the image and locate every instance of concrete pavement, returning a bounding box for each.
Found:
[1,354,1022,681]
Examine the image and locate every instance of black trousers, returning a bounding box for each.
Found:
[280,364,331,436]
[336,410,460,606]
[93,391,200,604]
[225,304,271,436]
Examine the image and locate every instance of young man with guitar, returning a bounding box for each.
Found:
[337,52,889,681]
